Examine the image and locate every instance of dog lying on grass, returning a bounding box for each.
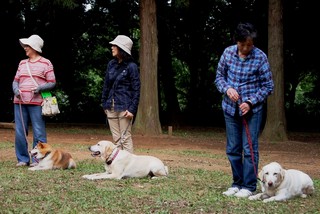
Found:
[82,140,169,180]
[29,142,76,170]
[249,162,314,202]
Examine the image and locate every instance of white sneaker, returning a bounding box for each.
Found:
[234,189,253,198]
[222,187,240,196]
[16,162,28,167]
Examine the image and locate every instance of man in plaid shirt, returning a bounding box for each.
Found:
[215,22,274,198]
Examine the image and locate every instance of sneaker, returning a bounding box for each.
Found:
[16,162,29,167]
[222,187,240,196]
[29,162,38,167]
[234,189,253,198]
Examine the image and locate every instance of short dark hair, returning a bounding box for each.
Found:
[118,48,133,62]
[234,22,257,43]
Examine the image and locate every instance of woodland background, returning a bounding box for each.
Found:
[0,0,319,138]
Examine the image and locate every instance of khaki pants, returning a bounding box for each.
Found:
[106,109,133,153]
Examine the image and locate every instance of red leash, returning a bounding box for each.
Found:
[242,117,258,178]
[238,95,259,180]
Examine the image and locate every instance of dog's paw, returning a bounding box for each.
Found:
[28,167,36,171]
[248,193,263,200]
[248,195,256,200]
[82,174,91,179]
[263,198,275,203]
[82,174,98,180]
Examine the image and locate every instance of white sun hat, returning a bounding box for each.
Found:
[19,34,44,53]
[109,35,133,55]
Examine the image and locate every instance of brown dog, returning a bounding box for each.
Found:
[28,142,76,170]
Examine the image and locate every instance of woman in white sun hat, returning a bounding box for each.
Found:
[12,34,57,167]
[101,35,140,153]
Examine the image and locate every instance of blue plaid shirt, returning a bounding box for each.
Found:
[215,45,274,116]
[102,59,140,115]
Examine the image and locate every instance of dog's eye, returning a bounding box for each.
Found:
[273,173,278,176]
[265,172,269,175]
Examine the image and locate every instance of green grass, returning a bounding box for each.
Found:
[0,135,319,213]
[1,160,319,214]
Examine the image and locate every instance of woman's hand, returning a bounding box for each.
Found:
[124,110,134,119]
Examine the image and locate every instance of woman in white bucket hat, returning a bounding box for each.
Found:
[12,34,57,167]
[101,35,140,153]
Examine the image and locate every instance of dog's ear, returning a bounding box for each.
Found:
[258,169,265,182]
[103,146,113,159]
[279,166,285,181]
[37,142,44,148]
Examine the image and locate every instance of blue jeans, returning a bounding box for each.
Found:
[224,109,263,192]
[14,104,47,164]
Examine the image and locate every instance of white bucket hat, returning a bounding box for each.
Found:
[109,35,133,55]
[19,35,44,53]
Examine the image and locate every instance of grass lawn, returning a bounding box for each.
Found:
[0,127,319,213]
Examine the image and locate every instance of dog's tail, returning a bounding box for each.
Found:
[69,159,76,169]
[164,166,169,176]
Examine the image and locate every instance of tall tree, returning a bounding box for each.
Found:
[134,0,162,135]
[262,0,288,141]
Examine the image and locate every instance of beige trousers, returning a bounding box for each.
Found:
[106,109,133,153]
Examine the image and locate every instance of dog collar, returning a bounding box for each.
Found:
[106,149,120,165]
[39,151,51,160]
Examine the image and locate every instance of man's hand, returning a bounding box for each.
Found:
[240,100,253,115]
[226,88,240,102]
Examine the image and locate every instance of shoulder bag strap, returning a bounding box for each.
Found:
[26,61,39,87]
[19,61,37,103]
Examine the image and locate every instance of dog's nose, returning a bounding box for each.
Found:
[268,181,273,186]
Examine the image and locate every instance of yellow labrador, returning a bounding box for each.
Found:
[249,162,314,202]
[82,140,169,180]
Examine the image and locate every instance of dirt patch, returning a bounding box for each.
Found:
[1,127,319,179]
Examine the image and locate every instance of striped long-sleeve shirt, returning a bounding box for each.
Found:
[13,57,56,105]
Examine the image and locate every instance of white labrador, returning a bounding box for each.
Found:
[249,162,314,202]
[82,140,169,180]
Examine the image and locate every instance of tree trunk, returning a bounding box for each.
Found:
[134,0,162,135]
[262,0,288,141]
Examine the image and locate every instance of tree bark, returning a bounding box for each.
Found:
[134,0,162,135]
[262,0,288,141]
